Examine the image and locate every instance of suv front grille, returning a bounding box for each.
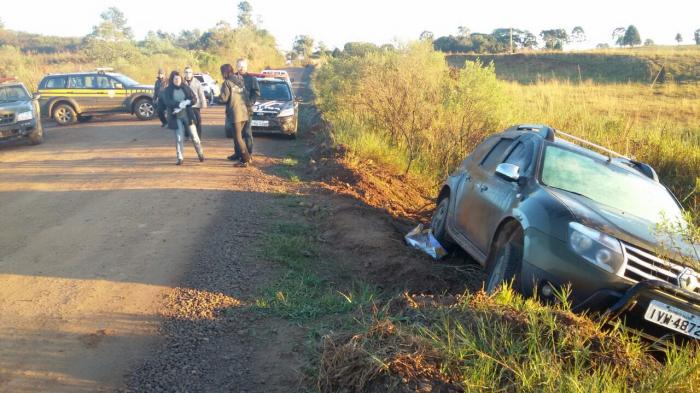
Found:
[623,243,700,295]
[0,113,15,125]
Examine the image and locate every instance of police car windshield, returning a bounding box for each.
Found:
[111,74,139,87]
[258,81,292,101]
[0,86,30,102]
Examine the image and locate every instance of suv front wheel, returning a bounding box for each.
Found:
[134,98,155,121]
[53,104,77,126]
[485,225,525,294]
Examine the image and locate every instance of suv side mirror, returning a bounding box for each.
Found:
[495,163,520,182]
[32,93,41,100]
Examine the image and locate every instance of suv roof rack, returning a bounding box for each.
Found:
[510,123,657,181]
[554,129,630,161]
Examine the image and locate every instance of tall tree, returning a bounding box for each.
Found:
[237,1,254,28]
[540,29,568,50]
[612,27,626,47]
[622,25,641,47]
[87,7,133,42]
[571,26,586,43]
[675,33,683,44]
[457,26,470,38]
[644,38,655,46]
[419,31,434,42]
[492,28,536,51]
[293,35,314,58]
[695,29,700,45]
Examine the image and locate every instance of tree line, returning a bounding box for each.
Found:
[423,25,700,54]
[0,3,283,70]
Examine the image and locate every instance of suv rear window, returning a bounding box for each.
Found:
[44,77,67,89]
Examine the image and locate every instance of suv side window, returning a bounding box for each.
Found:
[95,76,117,89]
[503,141,533,173]
[480,138,513,170]
[44,77,67,89]
[68,76,86,89]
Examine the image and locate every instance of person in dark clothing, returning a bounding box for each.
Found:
[227,58,259,162]
[219,63,251,167]
[183,66,207,139]
[163,71,204,165]
[153,68,168,127]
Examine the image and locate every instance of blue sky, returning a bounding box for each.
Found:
[3,0,699,50]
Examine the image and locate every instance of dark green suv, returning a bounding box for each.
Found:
[431,124,700,343]
[38,69,155,125]
[0,79,43,145]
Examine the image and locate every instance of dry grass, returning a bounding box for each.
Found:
[318,290,700,393]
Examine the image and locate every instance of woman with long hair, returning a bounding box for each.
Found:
[163,70,204,165]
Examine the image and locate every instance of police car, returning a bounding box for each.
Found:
[38,68,155,125]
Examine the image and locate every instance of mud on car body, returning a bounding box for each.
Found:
[250,78,299,137]
[38,69,155,126]
[0,78,43,145]
[431,124,700,344]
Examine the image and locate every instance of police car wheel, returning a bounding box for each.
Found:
[135,98,155,120]
[53,104,77,126]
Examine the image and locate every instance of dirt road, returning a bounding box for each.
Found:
[0,67,312,392]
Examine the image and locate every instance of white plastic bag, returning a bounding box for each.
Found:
[404,224,448,260]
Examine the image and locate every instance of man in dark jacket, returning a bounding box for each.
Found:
[227,58,259,162]
[153,68,168,127]
[219,63,251,167]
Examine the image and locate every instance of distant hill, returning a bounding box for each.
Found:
[446,46,700,83]
[0,29,81,53]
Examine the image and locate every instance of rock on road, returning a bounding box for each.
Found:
[0,67,312,392]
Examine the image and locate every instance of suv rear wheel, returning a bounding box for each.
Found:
[134,98,155,120]
[485,225,524,294]
[53,104,77,126]
[431,196,456,251]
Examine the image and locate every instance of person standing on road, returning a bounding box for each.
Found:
[183,66,207,139]
[219,63,251,167]
[163,71,204,165]
[227,58,259,162]
[154,68,168,127]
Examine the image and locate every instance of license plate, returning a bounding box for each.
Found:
[251,120,268,127]
[644,300,700,339]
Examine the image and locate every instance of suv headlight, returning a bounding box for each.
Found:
[568,222,626,274]
[278,105,295,118]
[16,111,34,122]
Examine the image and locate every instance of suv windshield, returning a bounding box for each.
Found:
[541,144,683,224]
[111,74,139,87]
[258,81,292,101]
[0,86,30,102]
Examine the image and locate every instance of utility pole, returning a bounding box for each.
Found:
[510,27,513,53]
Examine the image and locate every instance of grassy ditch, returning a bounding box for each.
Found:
[318,289,700,393]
